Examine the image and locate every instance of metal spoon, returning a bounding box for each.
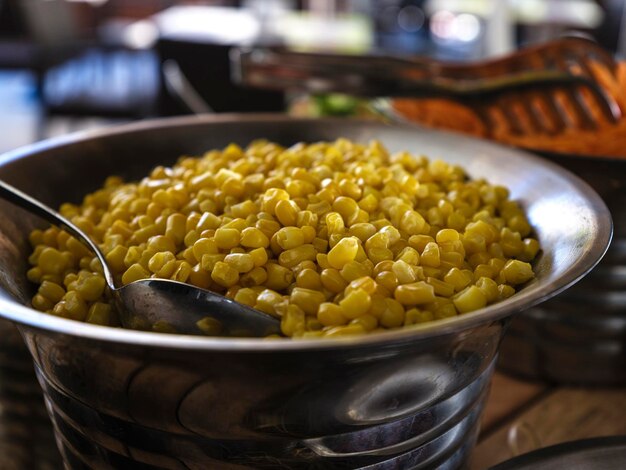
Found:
[0,180,281,337]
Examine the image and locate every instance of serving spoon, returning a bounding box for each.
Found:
[0,180,281,337]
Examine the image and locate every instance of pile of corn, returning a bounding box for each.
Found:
[26,139,538,338]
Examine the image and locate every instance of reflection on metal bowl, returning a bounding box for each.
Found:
[0,116,611,468]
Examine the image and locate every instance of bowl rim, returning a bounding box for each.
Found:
[0,114,613,351]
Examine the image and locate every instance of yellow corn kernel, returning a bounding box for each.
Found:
[339,261,370,282]
[192,238,218,261]
[462,232,487,256]
[122,263,150,285]
[453,285,487,313]
[103,245,126,273]
[326,237,359,269]
[240,266,268,287]
[234,287,258,307]
[333,196,359,224]
[466,220,498,244]
[196,316,223,336]
[394,281,436,305]
[254,289,284,316]
[396,246,419,265]
[249,247,268,267]
[275,227,305,250]
[274,199,299,226]
[66,237,91,260]
[400,210,427,235]
[392,260,417,284]
[380,298,405,328]
[290,287,326,315]
[172,261,192,283]
[320,268,349,293]
[518,238,540,262]
[498,284,516,300]
[502,260,534,285]
[181,229,199,248]
[435,228,459,244]
[29,229,45,247]
[38,247,67,275]
[154,258,177,278]
[211,261,240,288]
[404,308,434,326]
[348,223,377,242]
[147,235,176,254]
[375,271,398,293]
[365,247,393,264]
[301,225,315,243]
[188,263,212,289]
[408,234,434,252]
[365,232,388,251]
[195,212,220,233]
[426,277,455,297]
[358,193,378,212]
[31,293,54,312]
[223,218,248,231]
[261,188,290,214]
[500,228,524,258]
[63,291,88,321]
[296,268,322,290]
[373,260,394,276]
[86,302,113,326]
[39,280,66,303]
[324,324,367,337]
[75,274,106,302]
[508,214,531,237]
[224,253,254,273]
[338,179,362,199]
[476,277,499,303]
[278,244,316,268]
[240,227,270,248]
[351,314,378,331]
[265,263,294,291]
[339,288,372,319]
[214,228,240,250]
[27,266,43,284]
[164,213,187,245]
[420,242,440,268]
[326,212,345,234]
[444,267,472,292]
[317,302,347,326]
[281,304,307,337]
[230,200,257,219]
[148,251,176,274]
[41,273,62,285]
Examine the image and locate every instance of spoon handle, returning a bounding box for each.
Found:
[0,179,115,288]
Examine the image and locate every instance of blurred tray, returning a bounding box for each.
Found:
[490,436,626,470]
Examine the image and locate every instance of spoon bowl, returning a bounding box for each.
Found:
[0,179,281,337]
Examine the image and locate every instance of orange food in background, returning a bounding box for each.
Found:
[393,62,626,158]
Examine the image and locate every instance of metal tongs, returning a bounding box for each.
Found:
[233,37,622,135]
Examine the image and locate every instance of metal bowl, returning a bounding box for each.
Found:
[498,152,626,384]
[0,115,611,469]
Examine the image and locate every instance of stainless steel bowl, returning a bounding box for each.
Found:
[499,153,626,384]
[0,115,611,469]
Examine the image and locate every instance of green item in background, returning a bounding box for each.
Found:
[313,94,360,116]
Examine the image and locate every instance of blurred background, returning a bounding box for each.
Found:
[0,0,625,153]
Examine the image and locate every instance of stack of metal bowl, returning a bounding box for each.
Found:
[499,153,626,384]
[0,116,611,468]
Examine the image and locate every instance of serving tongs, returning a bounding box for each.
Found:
[233,37,622,135]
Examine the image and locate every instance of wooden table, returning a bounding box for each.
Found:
[471,372,626,468]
